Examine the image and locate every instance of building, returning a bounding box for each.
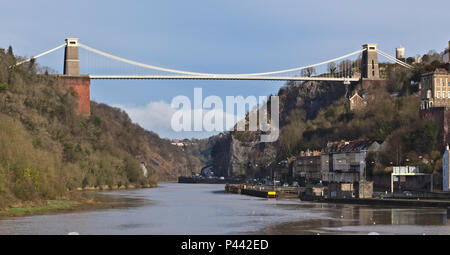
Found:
[413,56,422,64]
[321,140,382,183]
[391,166,433,192]
[419,67,450,149]
[326,181,373,198]
[420,68,450,109]
[170,139,185,147]
[396,46,405,62]
[293,150,322,184]
[443,41,450,63]
[444,146,450,191]
[349,89,367,111]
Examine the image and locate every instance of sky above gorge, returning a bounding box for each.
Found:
[1,0,449,139]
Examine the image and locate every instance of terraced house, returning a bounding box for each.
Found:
[321,140,382,184]
[293,150,322,185]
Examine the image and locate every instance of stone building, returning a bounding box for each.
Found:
[349,89,367,111]
[293,150,322,185]
[321,140,382,183]
[420,68,450,109]
[419,68,450,148]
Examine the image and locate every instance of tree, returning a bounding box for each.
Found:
[301,67,315,77]
[338,60,352,77]
[404,120,438,154]
[418,50,440,64]
[327,62,337,76]
[0,83,7,93]
[6,46,13,57]
[406,57,415,65]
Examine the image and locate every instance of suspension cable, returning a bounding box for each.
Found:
[377,50,411,68]
[376,49,413,69]
[14,44,66,66]
[79,42,365,77]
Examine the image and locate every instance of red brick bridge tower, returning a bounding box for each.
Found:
[58,38,91,116]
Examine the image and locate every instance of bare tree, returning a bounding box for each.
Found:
[327,62,337,76]
[301,67,316,77]
[338,60,352,77]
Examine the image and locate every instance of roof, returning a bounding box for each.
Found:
[422,68,449,76]
[349,89,367,100]
[434,68,449,73]
[324,139,380,153]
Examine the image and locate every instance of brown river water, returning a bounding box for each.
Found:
[0,183,450,235]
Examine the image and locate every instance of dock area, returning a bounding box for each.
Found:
[225,183,450,208]
[178,176,241,184]
[313,197,450,208]
[225,184,301,199]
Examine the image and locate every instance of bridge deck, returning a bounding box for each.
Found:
[89,75,360,82]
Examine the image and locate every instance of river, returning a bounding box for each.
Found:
[1,183,450,235]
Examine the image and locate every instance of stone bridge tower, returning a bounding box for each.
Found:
[59,38,91,116]
[360,43,385,89]
[361,44,379,79]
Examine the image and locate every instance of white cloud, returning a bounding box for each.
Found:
[116,101,176,131]
[114,100,244,139]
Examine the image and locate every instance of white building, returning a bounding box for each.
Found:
[443,146,450,191]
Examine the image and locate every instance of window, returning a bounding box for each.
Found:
[448,91,450,98]
[437,91,440,98]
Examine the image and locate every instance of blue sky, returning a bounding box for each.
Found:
[1,0,449,139]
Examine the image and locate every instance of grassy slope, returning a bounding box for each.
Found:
[0,47,207,209]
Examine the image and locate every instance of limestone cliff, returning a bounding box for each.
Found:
[210,80,350,178]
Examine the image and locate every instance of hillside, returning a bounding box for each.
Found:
[210,57,449,179]
[0,46,206,208]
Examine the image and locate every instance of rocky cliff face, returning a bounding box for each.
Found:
[279,80,348,123]
[210,80,350,178]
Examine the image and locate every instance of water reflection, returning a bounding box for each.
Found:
[0,183,449,235]
[255,202,449,234]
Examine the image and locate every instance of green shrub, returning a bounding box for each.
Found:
[0,83,7,93]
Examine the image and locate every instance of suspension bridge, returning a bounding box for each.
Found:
[12,38,413,115]
[15,38,412,81]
